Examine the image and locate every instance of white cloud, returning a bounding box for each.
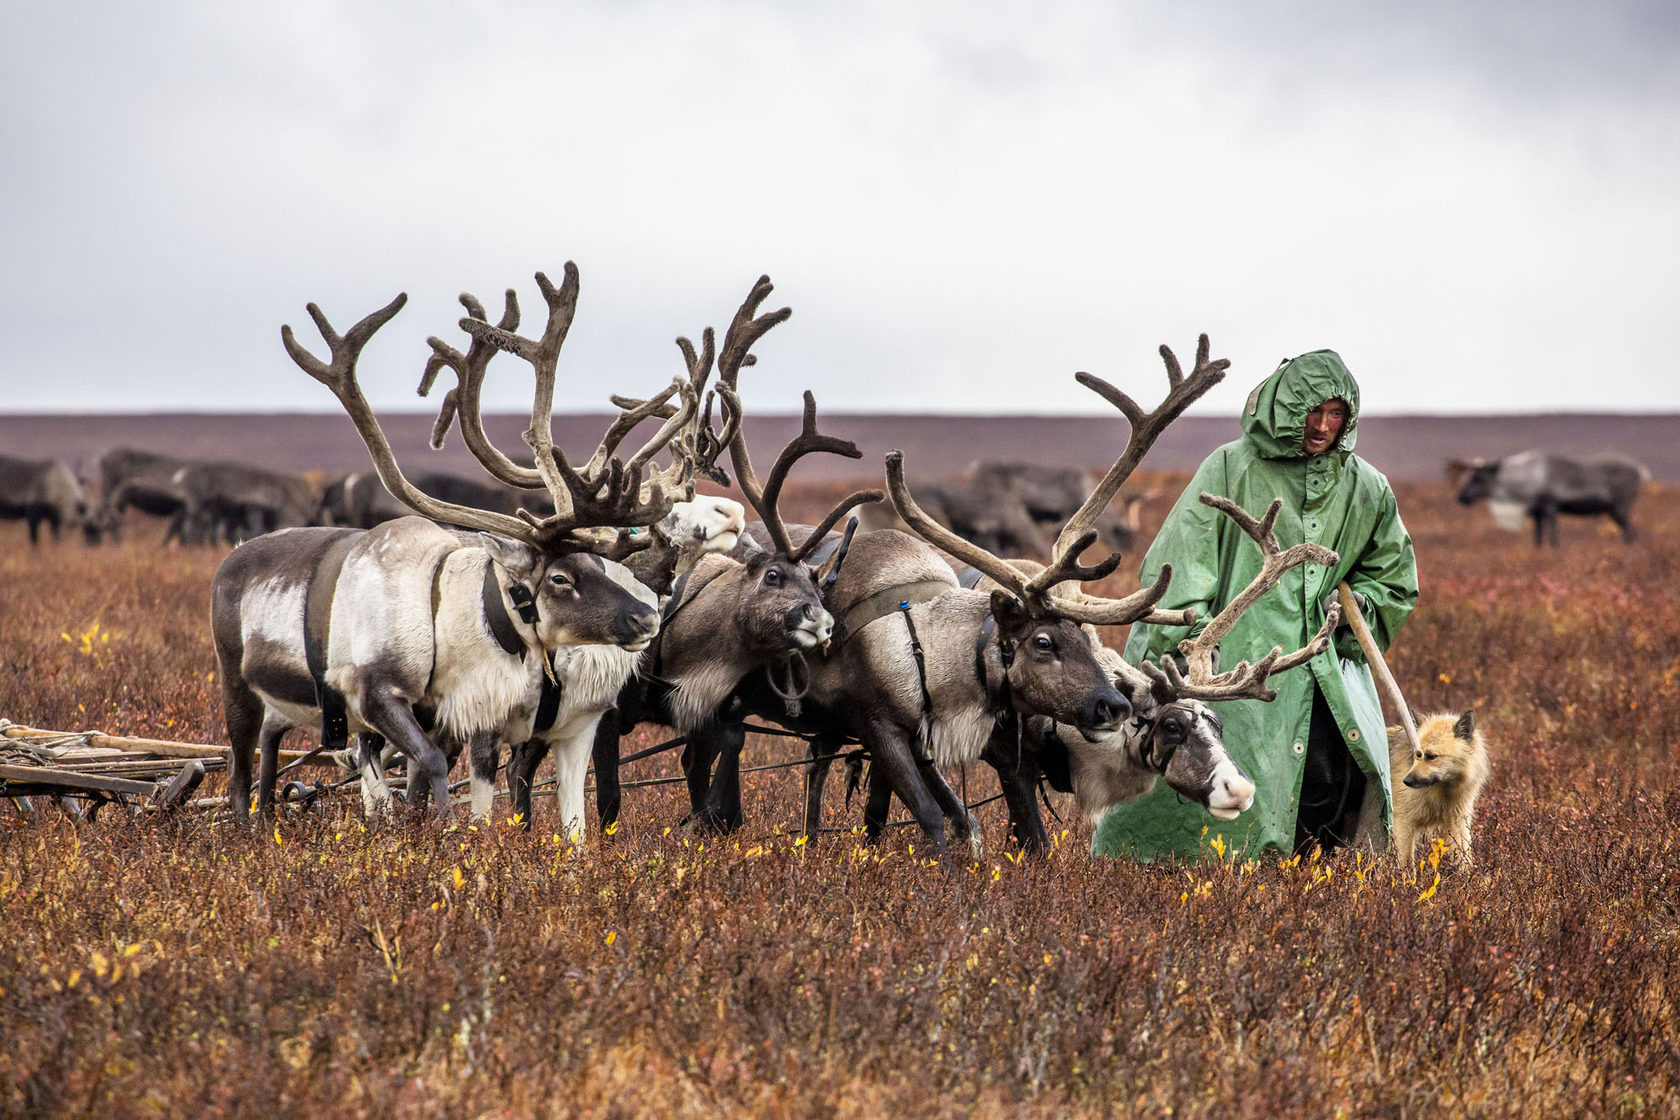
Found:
[2,0,1676,416]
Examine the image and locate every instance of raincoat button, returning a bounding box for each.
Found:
[1347,729,1361,742]
[1292,741,1304,755]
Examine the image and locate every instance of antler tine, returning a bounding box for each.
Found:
[417,289,548,490]
[750,391,864,553]
[1034,564,1199,629]
[1049,334,1230,564]
[281,294,539,544]
[456,265,581,520]
[1160,494,1341,702]
[1022,527,1124,603]
[886,450,1032,600]
[717,276,791,390]
[693,387,739,485]
[714,277,792,543]
[791,487,885,563]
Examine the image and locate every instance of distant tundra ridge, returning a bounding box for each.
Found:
[0,412,1674,485]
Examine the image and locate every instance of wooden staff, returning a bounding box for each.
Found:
[1338,581,1421,756]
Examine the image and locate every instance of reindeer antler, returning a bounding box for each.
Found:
[714,277,883,562]
[888,335,1228,627]
[1149,495,1341,703]
[285,294,546,541]
[289,266,698,549]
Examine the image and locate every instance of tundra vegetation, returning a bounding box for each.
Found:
[2,474,1678,1117]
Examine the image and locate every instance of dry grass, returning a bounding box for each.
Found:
[3,478,1678,1118]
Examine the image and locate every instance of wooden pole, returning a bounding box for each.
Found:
[1337,581,1421,756]
[0,724,332,768]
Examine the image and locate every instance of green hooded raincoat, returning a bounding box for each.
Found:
[1093,351,1418,862]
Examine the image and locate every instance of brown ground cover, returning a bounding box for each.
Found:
[2,476,1678,1117]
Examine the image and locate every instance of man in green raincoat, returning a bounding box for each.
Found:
[1093,350,1417,862]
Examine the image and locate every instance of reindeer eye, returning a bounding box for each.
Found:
[1423,752,1437,761]
[764,567,782,587]
[1033,635,1053,652]
[548,573,572,590]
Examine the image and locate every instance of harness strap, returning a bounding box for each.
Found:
[534,668,564,733]
[832,578,952,648]
[304,531,361,749]
[972,611,1016,721]
[481,562,526,659]
[898,603,935,763]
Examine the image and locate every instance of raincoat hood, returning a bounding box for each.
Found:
[1240,350,1361,460]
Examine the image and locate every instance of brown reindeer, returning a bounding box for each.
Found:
[670,338,1245,858]
[583,278,888,832]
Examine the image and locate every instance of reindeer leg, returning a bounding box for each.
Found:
[861,715,946,858]
[358,734,396,819]
[507,737,549,831]
[467,730,501,821]
[916,757,978,855]
[590,711,622,834]
[222,685,264,824]
[980,725,1049,858]
[550,715,602,844]
[697,721,748,833]
[254,716,288,819]
[863,765,893,845]
[802,736,843,843]
[680,730,716,825]
[363,689,451,819]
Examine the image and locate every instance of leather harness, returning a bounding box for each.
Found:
[303,532,361,749]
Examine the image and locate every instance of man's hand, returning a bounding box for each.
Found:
[1322,588,1367,627]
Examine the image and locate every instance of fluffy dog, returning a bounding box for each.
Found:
[1387,710,1491,869]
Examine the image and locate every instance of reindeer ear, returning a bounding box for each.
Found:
[478,533,541,583]
[1453,710,1476,740]
[989,590,1031,637]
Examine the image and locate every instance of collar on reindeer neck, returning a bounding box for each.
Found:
[482,563,532,658]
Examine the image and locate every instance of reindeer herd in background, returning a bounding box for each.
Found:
[0,263,1646,857]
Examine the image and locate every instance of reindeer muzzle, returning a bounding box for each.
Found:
[1077,682,1130,740]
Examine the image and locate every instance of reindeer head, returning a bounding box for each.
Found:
[478,535,660,653]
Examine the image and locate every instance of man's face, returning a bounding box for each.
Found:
[1302,398,1348,456]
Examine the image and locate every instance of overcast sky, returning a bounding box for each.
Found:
[3,1,1676,418]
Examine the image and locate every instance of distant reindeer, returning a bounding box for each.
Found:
[174,460,321,545]
[95,446,194,544]
[0,454,98,544]
[318,469,552,530]
[855,461,1150,562]
[1452,451,1648,547]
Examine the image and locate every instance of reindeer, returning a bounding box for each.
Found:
[174,460,321,546]
[0,455,98,544]
[212,264,702,821]
[571,278,886,834]
[95,446,194,544]
[318,469,551,530]
[407,276,797,838]
[1452,450,1648,547]
[966,501,1338,854]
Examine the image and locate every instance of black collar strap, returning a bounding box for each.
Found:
[505,579,539,626]
[482,562,528,660]
[973,612,1015,719]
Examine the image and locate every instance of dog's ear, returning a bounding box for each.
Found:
[1407,705,1421,729]
[1453,710,1476,741]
